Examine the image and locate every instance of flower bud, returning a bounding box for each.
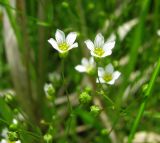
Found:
[90,105,101,116]
[84,86,92,93]
[4,92,14,104]
[43,133,53,142]
[79,92,92,104]
[9,124,18,132]
[142,84,148,93]
[88,3,95,10]
[62,1,69,8]
[101,128,109,135]
[8,131,19,141]
[44,83,55,100]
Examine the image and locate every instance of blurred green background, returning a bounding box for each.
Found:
[0,0,160,143]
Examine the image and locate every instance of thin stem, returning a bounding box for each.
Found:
[61,58,73,137]
[61,59,72,112]
[128,57,160,143]
[19,129,42,140]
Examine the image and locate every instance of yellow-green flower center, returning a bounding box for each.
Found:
[103,73,113,82]
[86,65,94,73]
[59,42,69,51]
[94,47,105,56]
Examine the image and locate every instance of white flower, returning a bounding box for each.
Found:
[0,139,21,143]
[44,83,55,97]
[48,29,78,53]
[97,63,121,85]
[0,139,7,143]
[85,33,115,58]
[1,128,8,138]
[75,57,96,74]
[157,29,160,36]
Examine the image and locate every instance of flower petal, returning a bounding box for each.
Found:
[106,79,115,85]
[107,71,121,85]
[66,32,77,46]
[98,67,105,77]
[82,58,89,66]
[96,77,105,83]
[113,71,121,81]
[55,29,65,43]
[89,57,95,65]
[75,65,86,72]
[100,50,112,58]
[103,41,115,51]
[94,33,104,47]
[105,64,114,73]
[1,139,7,143]
[68,42,78,51]
[48,38,61,52]
[85,40,94,51]
[157,30,160,36]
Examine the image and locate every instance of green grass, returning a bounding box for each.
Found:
[0,0,160,143]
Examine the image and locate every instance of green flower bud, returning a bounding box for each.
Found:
[113,60,118,67]
[8,131,19,141]
[4,92,14,104]
[79,92,92,104]
[101,128,109,135]
[43,133,53,142]
[84,86,92,93]
[142,84,148,93]
[44,83,55,100]
[90,105,101,116]
[62,1,69,8]
[88,3,95,10]
[9,123,18,132]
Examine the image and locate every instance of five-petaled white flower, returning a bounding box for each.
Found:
[85,33,115,58]
[97,63,121,85]
[48,29,78,53]
[75,57,96,74]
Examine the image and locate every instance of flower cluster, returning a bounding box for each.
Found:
[48,29,121,85]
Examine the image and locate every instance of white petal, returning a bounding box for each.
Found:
[68,42,78,51]
[1,139,7,143]
[82,58,89,66]
[89,57,94,65]
[66,32,77,46]
[107,79,115,85]
[100,50,112,57]
[55,29,65,43]
[105,64,114,73]
[113,71,121,81]
[103,41,115,51]
[157,30,160,36]
[85,40,94,51]
[96,77,105,83]
[48,38,61,52]
[98,67,105,77]
[107,71,121,85]
[94,33,104,47]
[75,65,86,72]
